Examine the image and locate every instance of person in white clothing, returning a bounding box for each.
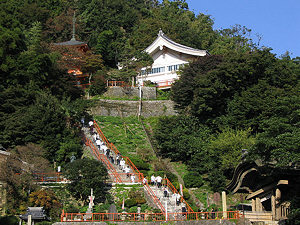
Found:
[125,166,130,177]
[176,193,181,206]
[130,174,135,183]
[96,139,101,150]
[101,144,107,154]
[93,133,97,141]
[156,175,162,188]
[142,177,147,185]
[151,175,156,186]
[89,120,94,133]
[120,159,125,171]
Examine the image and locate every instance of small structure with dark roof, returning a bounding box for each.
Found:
[19,207,49,224]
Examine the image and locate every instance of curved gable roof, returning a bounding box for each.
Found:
[145,30,208,57]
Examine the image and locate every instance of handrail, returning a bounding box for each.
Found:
[143,179,166,214]
[83,134,122,183]
[16,172,66,182]
[61,211,242,222]
[94,121,111,147]
[124,156,143,182]
[164,178,194,212]
[92,120,165,213]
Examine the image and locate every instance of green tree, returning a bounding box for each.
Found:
[64,158,109,205]
[154,116,211,161]
[29,189,62,220]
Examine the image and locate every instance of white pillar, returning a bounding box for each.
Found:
[27,215,32,225]
[222,191,227,219]
[165,201,168,221]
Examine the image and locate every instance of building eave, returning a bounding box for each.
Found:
[145,30,208,57]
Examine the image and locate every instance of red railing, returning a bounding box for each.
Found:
[83,135,122,183]
[107,81,132,87]
[61,211,242,222]
[16,172,66,183]
[143,179,166,213]
[164,178,193,213]
[92,121,165,213]
[156,80,174,88]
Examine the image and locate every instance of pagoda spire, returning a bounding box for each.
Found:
[71,11,76,41]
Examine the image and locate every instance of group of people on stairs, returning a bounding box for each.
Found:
[85,119,136,183]
[83,118,187,214]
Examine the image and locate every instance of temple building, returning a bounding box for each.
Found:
[137,30,209,88]
[227,160,300,224]
[53,13,90,89]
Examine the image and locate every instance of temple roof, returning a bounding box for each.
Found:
[19,207,48,220]
[54,37,86,46]
[145,30,208,56]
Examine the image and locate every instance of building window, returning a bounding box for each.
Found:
[141,67,165,75]
[167,63,186,71]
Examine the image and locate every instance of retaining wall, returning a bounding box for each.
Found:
[89,100,178,118]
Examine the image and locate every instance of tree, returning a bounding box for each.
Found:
[64,158,109,205]
[0,144,51,214]
[154,116,211,161]
[172,49,278,122]
[249,93,300,167]
[29,189,62,220]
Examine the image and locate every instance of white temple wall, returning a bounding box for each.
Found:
[137,49,196,86]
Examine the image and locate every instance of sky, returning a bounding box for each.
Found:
[185,0,300,57]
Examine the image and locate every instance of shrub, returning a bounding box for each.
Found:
[165,171,178,183]
[95,203,110,213]
[0,216,18,225]
[183,171,204,188]
[130,157,150,171]
[125,199,137,208]
[65,204,79,213]
[183,189,191,200]
[36,222,52,225]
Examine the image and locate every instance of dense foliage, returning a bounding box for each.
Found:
[0,0,299,222]
[64,158,109,204]
[155,49,300,196]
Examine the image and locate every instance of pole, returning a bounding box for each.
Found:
[165,200,168,221]
[138,84,142,118]
[222,191,227,219]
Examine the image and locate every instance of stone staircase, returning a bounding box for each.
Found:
[82,122,189,215]
[151,185,183,213]
[83,127,133,184]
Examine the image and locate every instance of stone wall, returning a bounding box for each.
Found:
[104,87,157,100]
[90,100,178,118]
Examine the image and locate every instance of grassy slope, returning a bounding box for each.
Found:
[94,116,245,210]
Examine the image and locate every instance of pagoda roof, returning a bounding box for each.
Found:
[145,30,208,56]
[54,38,86,46]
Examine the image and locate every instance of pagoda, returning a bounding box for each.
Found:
[53,12,90,89]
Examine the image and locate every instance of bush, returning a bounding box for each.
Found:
[65,204,79,213]
[165,171,178,183]
[183,171,204,188]
[129,206,138,213]
[0,216,19,225]
[89,73,107,96]
[95,203,110,213]
[36,222,52,225]
[130,157,150,171]
[125,199,137,208]
[183,188,191,200]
